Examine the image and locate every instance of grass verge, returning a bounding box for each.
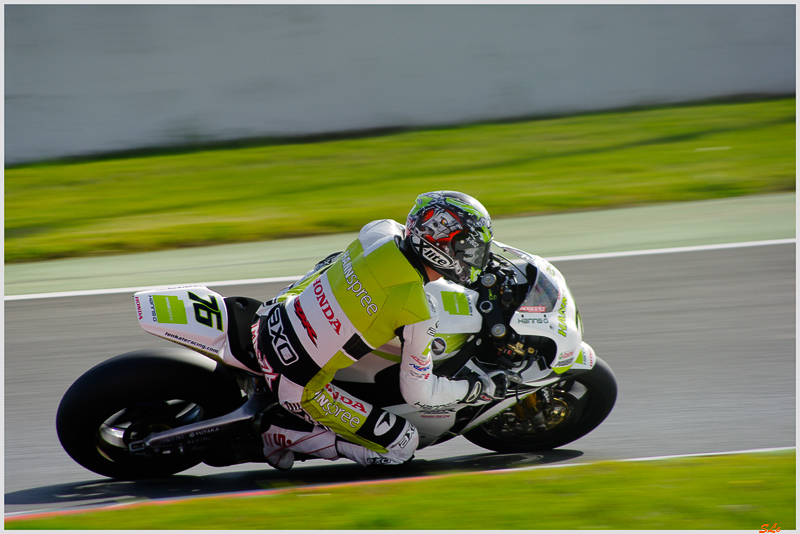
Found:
[5,98,795,264]
[5,451,795,530]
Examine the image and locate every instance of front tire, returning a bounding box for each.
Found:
[464,357,617,453]
[56,349,245,480]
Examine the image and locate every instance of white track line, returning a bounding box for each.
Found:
[4,276,304,301]
[488,446,797,475]
[5,238,795,301]
[546,237,796,262]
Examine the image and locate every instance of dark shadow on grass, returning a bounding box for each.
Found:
[5,449,583,514]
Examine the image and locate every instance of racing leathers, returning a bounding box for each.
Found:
[252,219,478,467]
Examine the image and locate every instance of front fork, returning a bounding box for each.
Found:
[512,387,570,430]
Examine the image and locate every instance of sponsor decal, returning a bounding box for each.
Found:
[263,432,293,448]
[367,457,393,465]
[519,305,547,313]
[163,331,219,355]
[188,292,224,331]
[441,291,471,316]
[408,370,431,380]
[312,387,363,428]
[293,298,318,346]
[135,296,143,320]
[554,350,576,368]
[558,349,575,360]
[414,401,456,410]
[422,407,456,415]
[283,401,303,413]
[407,359,431,380]
[323,383,368,414]
[374,412,397,436]
[153,295,188,325]
[582,346,596,367]
[267,306,299,366]
[518,316,549,325]
[463,381,484,403]
[397,426,416,449]
[431,338,447,355]
[340,251,380,315]
[557,296,568,337]
[419,241,454,268]
[312,279,342,334]
[410,354,430,366]
[252,321,278,390]
[189,427,220,438]
[554,356,576,368]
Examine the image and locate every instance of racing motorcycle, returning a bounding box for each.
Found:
[56,241,617,480]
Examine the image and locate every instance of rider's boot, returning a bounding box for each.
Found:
[334,420,418,467]
[262,413,419,469]
[261,424,338,470]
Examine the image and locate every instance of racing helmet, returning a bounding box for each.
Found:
[404,191,493,285]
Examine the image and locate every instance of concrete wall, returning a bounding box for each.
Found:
[5,5,795,165]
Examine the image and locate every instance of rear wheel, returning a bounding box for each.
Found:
[464,357,617,452]
[56,349,245,480]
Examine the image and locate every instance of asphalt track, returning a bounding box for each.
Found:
[4,195,796,516]
[4,194,796,514]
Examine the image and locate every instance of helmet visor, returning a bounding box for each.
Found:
[453,232,491,271]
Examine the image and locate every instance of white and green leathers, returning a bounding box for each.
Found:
[255,220,472,454]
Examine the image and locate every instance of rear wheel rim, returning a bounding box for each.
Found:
[95,399,205,464]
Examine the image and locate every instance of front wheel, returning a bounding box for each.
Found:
[56,348,245,480]
[464,356,617,453]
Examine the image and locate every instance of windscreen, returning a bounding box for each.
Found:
[517,271,560,313]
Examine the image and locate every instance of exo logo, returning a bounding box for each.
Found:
[397,425,416,448]
[268,306,299,366]
[251,321,277,390]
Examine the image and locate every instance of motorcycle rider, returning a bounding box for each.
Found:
[252,191,509,469]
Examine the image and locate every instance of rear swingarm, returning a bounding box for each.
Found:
[128,392,275,455]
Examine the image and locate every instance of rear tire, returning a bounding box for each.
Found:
[464,357,617,452]
[56,349,245,480]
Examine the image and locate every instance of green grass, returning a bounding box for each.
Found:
[5,451,795,530]
[5,98,795,264]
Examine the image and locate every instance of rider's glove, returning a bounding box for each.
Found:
[462,369,510,404]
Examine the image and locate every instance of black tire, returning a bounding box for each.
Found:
[56,348,245,480]
[464,356,617,453]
